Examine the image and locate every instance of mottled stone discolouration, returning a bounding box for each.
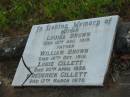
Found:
[114,22,130,54]
[0,35,28,60]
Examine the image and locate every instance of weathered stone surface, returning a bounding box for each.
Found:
[114,22,130,53]
[0,35,28,60]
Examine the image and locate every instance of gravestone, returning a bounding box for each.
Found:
[12,15,119,86]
